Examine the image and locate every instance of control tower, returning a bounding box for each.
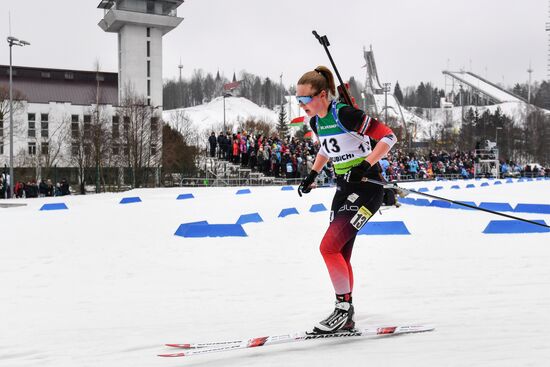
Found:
[97,0,184,108]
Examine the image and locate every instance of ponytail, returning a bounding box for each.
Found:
[297,65,336,98]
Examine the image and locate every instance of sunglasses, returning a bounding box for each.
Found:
[296,91,322,105]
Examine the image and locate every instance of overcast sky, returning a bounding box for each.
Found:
[1,0,547,90]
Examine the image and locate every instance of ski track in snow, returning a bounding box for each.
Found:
[1,179,549,367]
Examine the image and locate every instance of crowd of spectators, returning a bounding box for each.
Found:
[208,132,548,182]
[209,131,335,181]
[0,173,71,199]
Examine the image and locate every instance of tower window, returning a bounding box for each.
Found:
[147,60,150,77]
[147,80,151,97]
[147,27,151,37]
[147,41,150,57]
[147,1,155,13]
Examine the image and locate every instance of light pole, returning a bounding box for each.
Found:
[223,92,232,133]
[7,36,30,198]
[495,127,503,147]
[383,83,391,123]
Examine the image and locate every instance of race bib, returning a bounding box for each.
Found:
[350,206,373,230]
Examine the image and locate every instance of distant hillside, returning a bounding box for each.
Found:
[163,96,278,136]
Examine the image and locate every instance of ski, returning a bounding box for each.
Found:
[159,324,434,357]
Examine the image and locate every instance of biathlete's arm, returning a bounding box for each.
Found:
[312,151,330,173]
[364,140,391,167]
[338,106,397,167]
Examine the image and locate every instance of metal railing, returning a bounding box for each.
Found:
[180,177,304,187]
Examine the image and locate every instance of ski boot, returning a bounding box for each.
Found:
[312,300,355,334]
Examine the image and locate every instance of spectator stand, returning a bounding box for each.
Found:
[474,147,500,179]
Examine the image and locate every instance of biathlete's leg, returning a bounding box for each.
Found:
[320,183,384,297]
[319,213,358,296]
[341,237,356,293]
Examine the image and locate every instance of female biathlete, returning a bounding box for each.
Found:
[296,66,397,334]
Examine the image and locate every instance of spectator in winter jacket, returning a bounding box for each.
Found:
[232,139,240,164]
[208,132,217,157]
[217,132,226,159]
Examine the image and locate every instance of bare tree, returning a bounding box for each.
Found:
[68,113,93,194]
[116,85,161,188]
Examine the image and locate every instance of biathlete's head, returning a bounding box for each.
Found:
[296,66,336,118]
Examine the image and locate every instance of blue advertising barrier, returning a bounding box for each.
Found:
[279,207,299,218]
[40,203,68,211]
[120,197,142,204]
[483,220,550,234]
[478,202,514,212]
[480,182,490,187]
[310,203,328,212]
[514,204,550,214]
[418,187,429,192]
[236,213,264,225]
[429,200,452,208]
[451,185,460,189]
[414,198,431,206]
[358,221,411,235]
[466,184,475,188]
[174,221,209,236]
[177,193,195,200]
[449,201,477,210]
[177,224,248,238]
[236,188,252,195]
[398,197,416,205]
[281,186,294,191]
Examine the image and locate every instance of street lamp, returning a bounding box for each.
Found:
[7,36,30,198]
[223,92,232,133]
[495,127,503,147]
[382,82,391,123]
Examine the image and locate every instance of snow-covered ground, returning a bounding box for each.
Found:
[163,96,278,136]
[1,179,550,367]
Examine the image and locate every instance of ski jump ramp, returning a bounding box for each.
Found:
[442,71,527,104]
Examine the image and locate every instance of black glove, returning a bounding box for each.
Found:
[343,161,372,183]
[298,170,318,197]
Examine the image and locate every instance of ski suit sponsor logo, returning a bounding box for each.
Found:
[333,153,355,163]
[318,123,338,131]
[338,204,359,213]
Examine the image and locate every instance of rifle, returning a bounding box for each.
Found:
[312,30,357,108]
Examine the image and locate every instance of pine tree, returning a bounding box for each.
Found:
[394,81,404,104]
[295,123,310,141]
[534,81,550,109]
[262,78,273,108]
[276,105,288,138]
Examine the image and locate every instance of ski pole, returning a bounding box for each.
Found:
[312,30,354,107]
[365,178,550,229]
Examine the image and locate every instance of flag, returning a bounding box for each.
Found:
[304,131,313,139]
[290,116,305,127]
